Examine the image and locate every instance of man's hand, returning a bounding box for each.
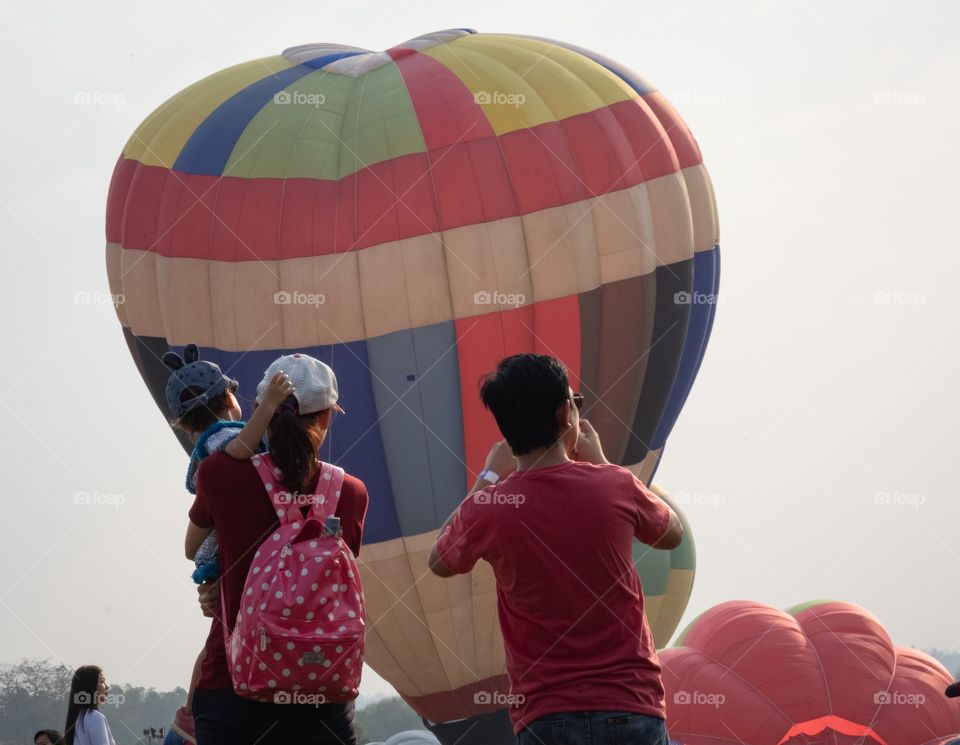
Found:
[197,581,220,618]
[571,420,609,465]
[260,371,295,410]
[483,440,517,481]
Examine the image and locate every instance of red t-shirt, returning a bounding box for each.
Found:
[189,452,368,691]
[435,461,671,733]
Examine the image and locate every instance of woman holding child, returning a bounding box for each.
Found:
[185,353,369,745]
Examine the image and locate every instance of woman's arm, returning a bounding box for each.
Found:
[185,521,212,560]
[223,372,292,460]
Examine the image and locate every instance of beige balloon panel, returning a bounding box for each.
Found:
[107,153,718,705]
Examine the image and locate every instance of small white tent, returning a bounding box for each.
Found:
[370,730,441,745]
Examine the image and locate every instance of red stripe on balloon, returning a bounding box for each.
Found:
[455,295,582,492]
[641,91,703,170]
[777,715,890,745]
[104,155,134,242]
[388,47,495,149]
[107,98,693,259]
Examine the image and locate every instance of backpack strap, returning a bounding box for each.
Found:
[250,454,344,525]
[250,453,301,525]
[309,461,345,522]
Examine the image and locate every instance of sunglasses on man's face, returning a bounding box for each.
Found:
[570,392,584,410]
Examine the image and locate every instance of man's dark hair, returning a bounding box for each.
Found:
[480,354,570,455]
[34,731,63,745]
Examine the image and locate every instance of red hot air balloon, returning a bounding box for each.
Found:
[661,600,960,745]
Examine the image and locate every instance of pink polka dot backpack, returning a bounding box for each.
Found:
[224,453,365,704]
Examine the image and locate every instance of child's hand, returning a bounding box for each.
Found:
[261,371,295,409]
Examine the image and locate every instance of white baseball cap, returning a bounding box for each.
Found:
[256,353,344,415]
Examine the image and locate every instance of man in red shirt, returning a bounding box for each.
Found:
[428,353,682,745]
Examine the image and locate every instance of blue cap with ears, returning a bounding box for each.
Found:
[162,343,238,419]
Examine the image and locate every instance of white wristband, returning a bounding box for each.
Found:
[479,469,501,484]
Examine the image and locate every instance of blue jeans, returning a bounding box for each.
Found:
[517,711,669,745]
[162,729,188,745]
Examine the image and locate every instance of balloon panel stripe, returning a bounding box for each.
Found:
[367,322,467,536]
[109,100,692,258]
[650,245,720,451]
[121,56,298,167]
[173,54,363,175]
[623,260,693,466]
[454,295,582,493]
[388,46,496,150]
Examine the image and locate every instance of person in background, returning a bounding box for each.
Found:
[428,353,683,745]
[34,730,63,745]
[188,353,369,745]
[63,666,115,745]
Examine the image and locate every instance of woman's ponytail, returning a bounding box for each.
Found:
[267,400,325,493]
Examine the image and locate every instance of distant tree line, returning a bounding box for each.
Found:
[0,659,422,745]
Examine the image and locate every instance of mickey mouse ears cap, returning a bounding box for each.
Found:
[162,344,237,419]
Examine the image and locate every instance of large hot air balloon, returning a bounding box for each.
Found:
[105,29,718,742]
[661,600,960,745]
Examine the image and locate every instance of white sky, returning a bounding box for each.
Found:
[0,0,958,700]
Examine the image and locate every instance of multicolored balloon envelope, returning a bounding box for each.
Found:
[105,29,718,731]
[661,600,960,745]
